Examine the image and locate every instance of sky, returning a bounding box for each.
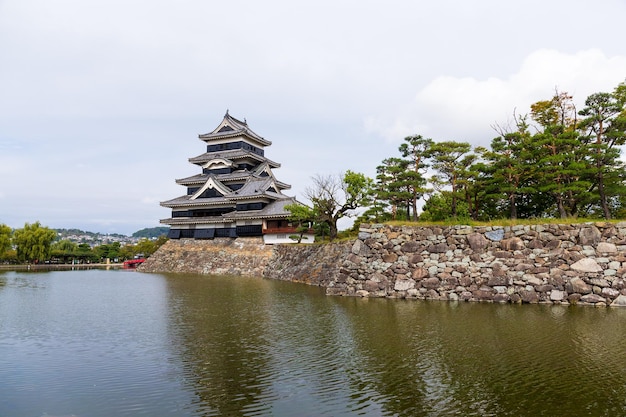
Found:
[1,0,626,235]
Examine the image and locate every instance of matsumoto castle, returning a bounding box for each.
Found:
[160,111,314,244]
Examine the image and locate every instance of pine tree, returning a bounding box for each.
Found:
[578,91,625,219]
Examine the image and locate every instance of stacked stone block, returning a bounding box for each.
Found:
[327,223,626,306]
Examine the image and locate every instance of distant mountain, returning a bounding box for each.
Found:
[132,227,169,239]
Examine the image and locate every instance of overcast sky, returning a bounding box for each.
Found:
[1,0,626,235]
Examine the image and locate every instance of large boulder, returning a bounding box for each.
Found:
[580,294,606,304]
[412,267,429,280]
[571,258,603,273]
[596,242,617,254]
[550,290,565,301]
[579,226,601,246]
[467,233,489,251]
[519,289,539,303]
[401,241,421,253]
[422,277,441,289]
[610,295,626,307]
[394,278,416,291]
[500,237,525,251]
[485,228,505,241]
[566,277,592,294]
[429,243,449,253]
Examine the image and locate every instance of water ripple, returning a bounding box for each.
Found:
[3,272,626,416]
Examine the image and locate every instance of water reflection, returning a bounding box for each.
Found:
[332,300,626,416]
[0,270,191,417]
[164,275,274,415]
[164,275,385,416]
[2,270,626,416]
[165,275,626,417]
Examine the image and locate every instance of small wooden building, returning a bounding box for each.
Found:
[160,111,314,244]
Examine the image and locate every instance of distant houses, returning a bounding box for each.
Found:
[55,229,142,247]
[160,111,314,244]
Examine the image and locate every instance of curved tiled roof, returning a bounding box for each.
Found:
[162,175,288,208]
[223,197,297,220]
[188,149,280,168]
[198,112,271,147]
[161,196,296,225]
[175,170,291,190]
[160,195,230,208]
[160,217,232,225]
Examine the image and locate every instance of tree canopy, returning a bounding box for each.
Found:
[1,222,168,264]
[363,80,626,223]
[12,222,57,263]
[0,224,12,257]
[303,170,374,240]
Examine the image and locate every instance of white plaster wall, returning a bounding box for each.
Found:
[263,233,315,244]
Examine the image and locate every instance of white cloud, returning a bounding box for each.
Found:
[368,49,626,146]
[1,0,626,234]
[140,197,160,205]
[0,157,24,176]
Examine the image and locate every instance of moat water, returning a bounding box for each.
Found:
[1,269,626,416]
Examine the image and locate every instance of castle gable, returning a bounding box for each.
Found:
[198,110,271,147]
[190,176,232,200]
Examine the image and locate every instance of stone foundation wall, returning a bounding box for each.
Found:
[140,222,626,307]
[329,223,626,307]
[263,241,352,286]
[138,238,273,276]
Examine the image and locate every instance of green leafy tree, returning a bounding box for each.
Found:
[458,152,490,220]
[94,243,112,261]
[425,141,472,218]
[75,243,98,263]
[375,157,412,220]
[355,199,391,225]
[107,242,122,260]
[420,192,470,222]
[51,239,78,263]
[13,221,57,263]
[398,135,432,220]
[284,203,315,243]
[578,91,626,219]
[0,224,12,258]
[482,116,534,219]
[613,80,626,106]
[53,239,77,252]
[93,242,123,261]
[119,244,135,261]
[134,239,157,257]
[305,170,374,241]
[530,91,591,218]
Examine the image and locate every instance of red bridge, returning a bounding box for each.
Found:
[123,258,145,268]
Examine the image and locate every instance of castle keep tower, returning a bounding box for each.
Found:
[160,111,313,244]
